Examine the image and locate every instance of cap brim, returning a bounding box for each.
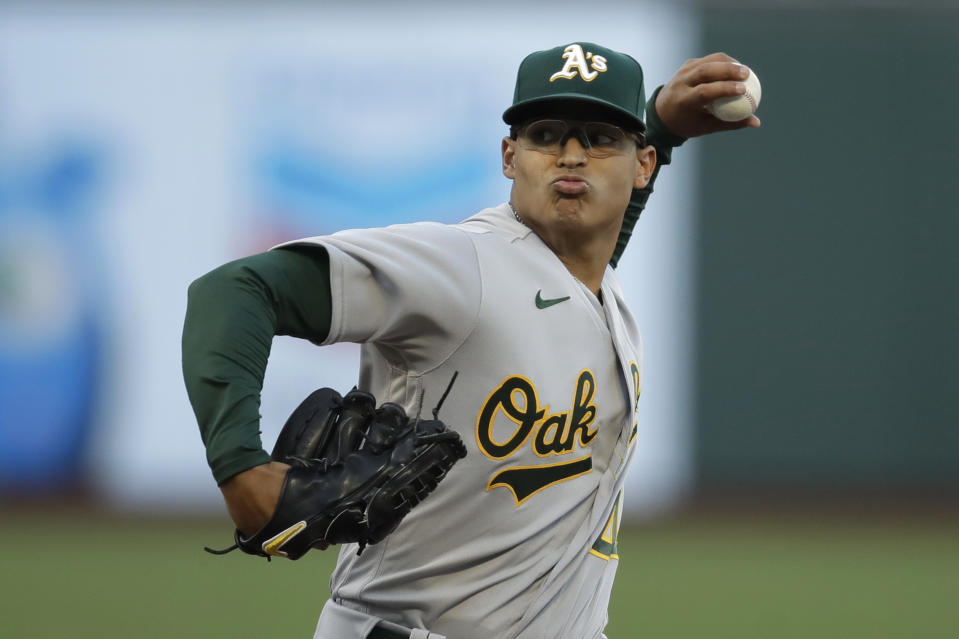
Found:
[503,94,645,132]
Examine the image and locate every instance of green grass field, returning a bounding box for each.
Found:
[1,509,955,638]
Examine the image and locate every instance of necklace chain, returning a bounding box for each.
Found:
[508,202,525,226]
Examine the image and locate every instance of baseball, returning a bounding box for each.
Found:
[708,66,761,122]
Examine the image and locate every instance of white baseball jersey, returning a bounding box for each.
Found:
[286,203,642,639]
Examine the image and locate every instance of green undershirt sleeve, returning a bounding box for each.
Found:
[181,245,332,485]
[611,85,688,267]
[184,88,685,482]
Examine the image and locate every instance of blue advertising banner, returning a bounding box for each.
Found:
[0,4,697,516]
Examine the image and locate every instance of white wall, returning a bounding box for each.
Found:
[0,3,698,517]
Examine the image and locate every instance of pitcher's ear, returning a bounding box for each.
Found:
[633,145,657,189]
[502,137,517,178]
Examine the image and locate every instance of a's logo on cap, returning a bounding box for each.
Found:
[549,44,608,83]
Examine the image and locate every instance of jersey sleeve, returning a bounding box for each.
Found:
[282,222,482,372]
[610,84,688,267]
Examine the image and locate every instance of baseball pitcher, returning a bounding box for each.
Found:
[183,43,758,639]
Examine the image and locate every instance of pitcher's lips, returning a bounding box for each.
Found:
[552,174,589,195]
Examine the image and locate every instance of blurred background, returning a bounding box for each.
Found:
[1,1,956,638]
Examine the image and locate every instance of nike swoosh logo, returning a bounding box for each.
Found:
[535,290,571,309]
[262,521,307,557]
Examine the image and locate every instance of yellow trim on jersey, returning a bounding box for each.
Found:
[476,370,599,461]
[530,369,598,459]
[589,490,623,561]
[486,455,593,506]
[531,412,567,458]
[589,548,620,561]
[600,508,616,544]
[474,374,543,461]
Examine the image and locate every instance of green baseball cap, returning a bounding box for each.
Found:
[503,42,646,132]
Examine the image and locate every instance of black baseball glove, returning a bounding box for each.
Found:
[205,383,466,560]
